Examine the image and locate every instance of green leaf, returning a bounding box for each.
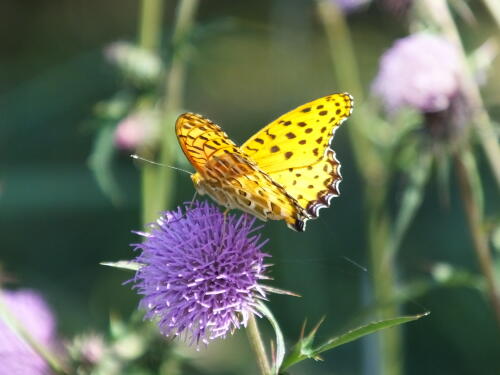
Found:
[280,313,428,372]
[256,302,286,374]
[101,260,144,271]
[460,150,484,219]
[436,152,451,206]
[388,152,433,259]
[88,123,124,205]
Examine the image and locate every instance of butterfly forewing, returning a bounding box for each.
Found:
[241,93,353,173]
[176,113,239,173]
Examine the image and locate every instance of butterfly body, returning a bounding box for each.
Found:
[190,160,309,231]
[176,93,353,231]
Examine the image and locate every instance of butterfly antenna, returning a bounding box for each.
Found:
[318,218,368,273]
[130,154,192,175]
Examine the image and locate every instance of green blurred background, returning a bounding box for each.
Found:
[1,0,499,374]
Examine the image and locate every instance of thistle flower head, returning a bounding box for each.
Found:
[372,33,462,113]
[131,201,270,346]
[0,289,58,375]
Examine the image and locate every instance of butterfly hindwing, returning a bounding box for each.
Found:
[266,149,341,218]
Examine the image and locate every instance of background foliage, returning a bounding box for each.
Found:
[1,0,499,374]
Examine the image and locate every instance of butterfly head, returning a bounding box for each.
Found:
[190,173,206,194]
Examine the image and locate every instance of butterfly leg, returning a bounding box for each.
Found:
[220,208,231,237]
[187,191,198,210]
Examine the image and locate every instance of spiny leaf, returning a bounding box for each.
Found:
[280,313,428,372]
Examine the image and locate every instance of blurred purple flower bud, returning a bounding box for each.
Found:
[114,111,159,151]
[0,290,59,375]
[332,0,371,13]
[372,33,462,113]
[130,201,270,346]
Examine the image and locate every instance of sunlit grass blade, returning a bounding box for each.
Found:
[100,260,143,271]
[256,302,285,374]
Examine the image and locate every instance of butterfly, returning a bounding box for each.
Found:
[176,93,353,231]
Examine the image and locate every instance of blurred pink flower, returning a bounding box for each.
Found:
[114,111,159,151]
[0,290,59,375]
[372,33,462,113]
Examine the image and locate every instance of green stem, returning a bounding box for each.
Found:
[455,153,500,330]
[416,0,500,190]
[317,2,401,374]
[368,196,402,375]
[138,0,164,51]
[247,315,272,375]
[141,164,159,225]
[482,0,500,29]
[383,153,433,268]
[156,0,200,213]
[138,0,200,223]
[138,0,165,224]
[316,0,384,183]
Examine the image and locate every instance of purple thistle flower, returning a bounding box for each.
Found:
[0,289,59,375]
[372,33,462,113]
[130,201,270,346]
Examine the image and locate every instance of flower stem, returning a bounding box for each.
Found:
[155,0,200,216]
[482,0,500,29]
[316,2,402,375]
[138,0,164,51]
[368,197,402,375]
[417,0,500,190]
[138,0,200,224]
[315,0,384,182]
[247,314,272,375]
[455,153,500,330]
[138,0,165,224]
